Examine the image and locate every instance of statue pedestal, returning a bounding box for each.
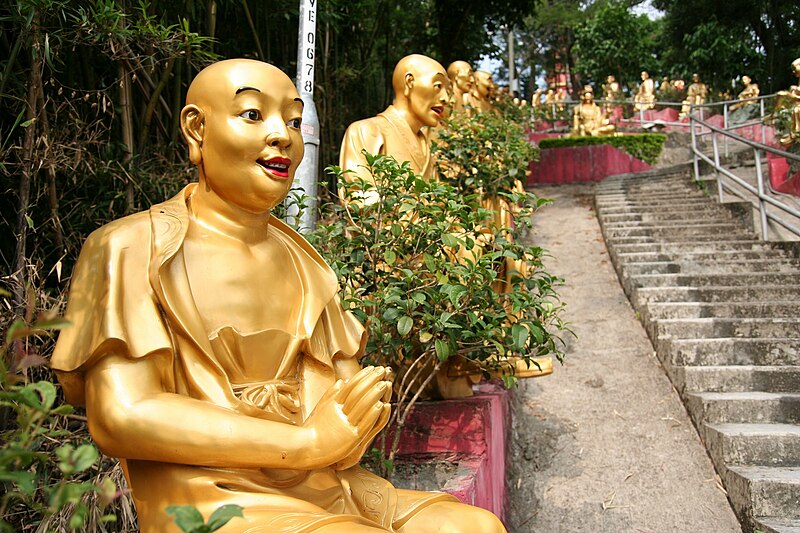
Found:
[385,382,511,522]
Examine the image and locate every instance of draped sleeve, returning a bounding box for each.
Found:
[50,213,173,406]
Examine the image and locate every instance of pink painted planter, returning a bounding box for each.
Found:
[528,143,652,185]
[767,152,800,196]
[387,382,511,522]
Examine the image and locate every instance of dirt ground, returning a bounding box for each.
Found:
[506,184,742,533]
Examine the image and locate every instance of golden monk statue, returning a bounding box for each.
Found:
[731,75,760,111]
[531,87,543,109]
[633,71,655,111]
[339,55,448,204]
[51,59,505,533]
[447,60,473,112]
[571,85,615,137]
[467,71,496,113]
[777,58,800,147]
[602,75,621,114]
[680,73,708,118]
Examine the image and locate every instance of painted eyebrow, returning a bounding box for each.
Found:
[235,86,261,95]
[294,98,304,107]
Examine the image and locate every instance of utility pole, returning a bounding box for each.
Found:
[508,27,518,97]
[289,0,320,233]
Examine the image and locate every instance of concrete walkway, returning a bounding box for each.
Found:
[507,183,742,532]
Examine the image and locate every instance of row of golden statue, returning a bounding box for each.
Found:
[536,71,773,139]
[51,54,535,532]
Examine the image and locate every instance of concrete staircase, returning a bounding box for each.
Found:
[595,167,800,533]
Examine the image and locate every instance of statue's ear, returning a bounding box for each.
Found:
[403,73,415,97]
[180,104,205,165]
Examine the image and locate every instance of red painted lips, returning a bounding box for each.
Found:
[258,156,292,178]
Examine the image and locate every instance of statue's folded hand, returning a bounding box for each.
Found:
[302,366,392,468]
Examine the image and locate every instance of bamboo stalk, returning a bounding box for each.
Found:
[35,71,64,255]
[241,0,265,61]
[118,59,135,213]
[138,56,176,153]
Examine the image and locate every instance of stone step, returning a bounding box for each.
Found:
[608,234,753,246]
[628,272,800,289]
[704,423,800,467]
[625,260,799,276]
[654,318,800,340]
[611,240,778,255]
[596,202,717,214]
[726,465,800,519]
[647,301,800,320]
[601,211,738,223]
[662,337,800,366]
[597,194,709,204]
[603,224,745,238]
[617,250,792,264]
[685,391,800,424]
[635,285,800,304]
[681,366,800,393]
[754,516,800,533]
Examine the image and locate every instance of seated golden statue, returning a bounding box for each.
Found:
[731,75,760,111]
[680,73,708,118]
[339,54,448,204]
[467,71,496,113]
[571,85,615,137]
[447,60,473,112]
[777,58,800,147]
[51,59,505,533]
[633,71,655,111]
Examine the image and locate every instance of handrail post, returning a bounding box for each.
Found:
[723,102,729,157]
[754,148,769,241]
[760,97,766,145]
[691,116,700,182]
[712,132,723,202]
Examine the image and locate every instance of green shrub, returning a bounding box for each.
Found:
[309,153,568,472]
[538,133,667,165]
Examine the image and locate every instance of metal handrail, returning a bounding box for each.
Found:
[689,114,800,240]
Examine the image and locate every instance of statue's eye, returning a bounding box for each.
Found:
[287,118,302,129]
[240,110,261,121]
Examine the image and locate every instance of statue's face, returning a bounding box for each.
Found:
[742,76,751,85]
[454,67,473,93]
[692,73,700,83]
[196,62,304,213]
[641,71,648,80]
[409,70,450,128]
[582,90,593,103]
[474,72,493,98]
[792,60,800,77]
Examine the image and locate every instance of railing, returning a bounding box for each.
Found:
[689,113,800,240]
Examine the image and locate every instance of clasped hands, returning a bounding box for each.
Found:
[302,365,393,470]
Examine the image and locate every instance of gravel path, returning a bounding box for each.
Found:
[507,183,742,533]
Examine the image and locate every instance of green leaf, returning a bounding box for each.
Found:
[411,292,426,304]
[383,249,396,265]
[511,324,529,351]
[166,505,206,533]
[397,316,413,336]
[418,331,433,343]
[207,504,245,531]
[441,233,459,248]
[448,285,467,306]
[0,470,37,495]
[434,339,450,361]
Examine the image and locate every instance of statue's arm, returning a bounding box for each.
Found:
[84,353,389,470]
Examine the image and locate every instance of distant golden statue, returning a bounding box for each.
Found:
[633,71,655,111]
[531,87,543,109]
[777,58,800,147]
[572,85,615,137]
[51,59,505,533]
[602,75,621,111]
[731,75,760,111]
[447,60,473,112]
[339,54,449,204]
[680,73,708,118]
[467,70,496,113]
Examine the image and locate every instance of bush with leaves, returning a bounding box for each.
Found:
[538,133,667,166]
[433,110,539,198]
[166,504,243,533]
[308,154,567,473]
[0,290,119,532]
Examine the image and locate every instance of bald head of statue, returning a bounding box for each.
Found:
[447,60,473,95]
[180,59,305,212]
[390,54,450,132]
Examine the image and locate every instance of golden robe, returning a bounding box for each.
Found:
[51,185,453,532]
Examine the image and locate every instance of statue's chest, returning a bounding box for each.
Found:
[181,235,303,335]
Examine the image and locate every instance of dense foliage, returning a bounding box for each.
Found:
[538,133,667,165]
